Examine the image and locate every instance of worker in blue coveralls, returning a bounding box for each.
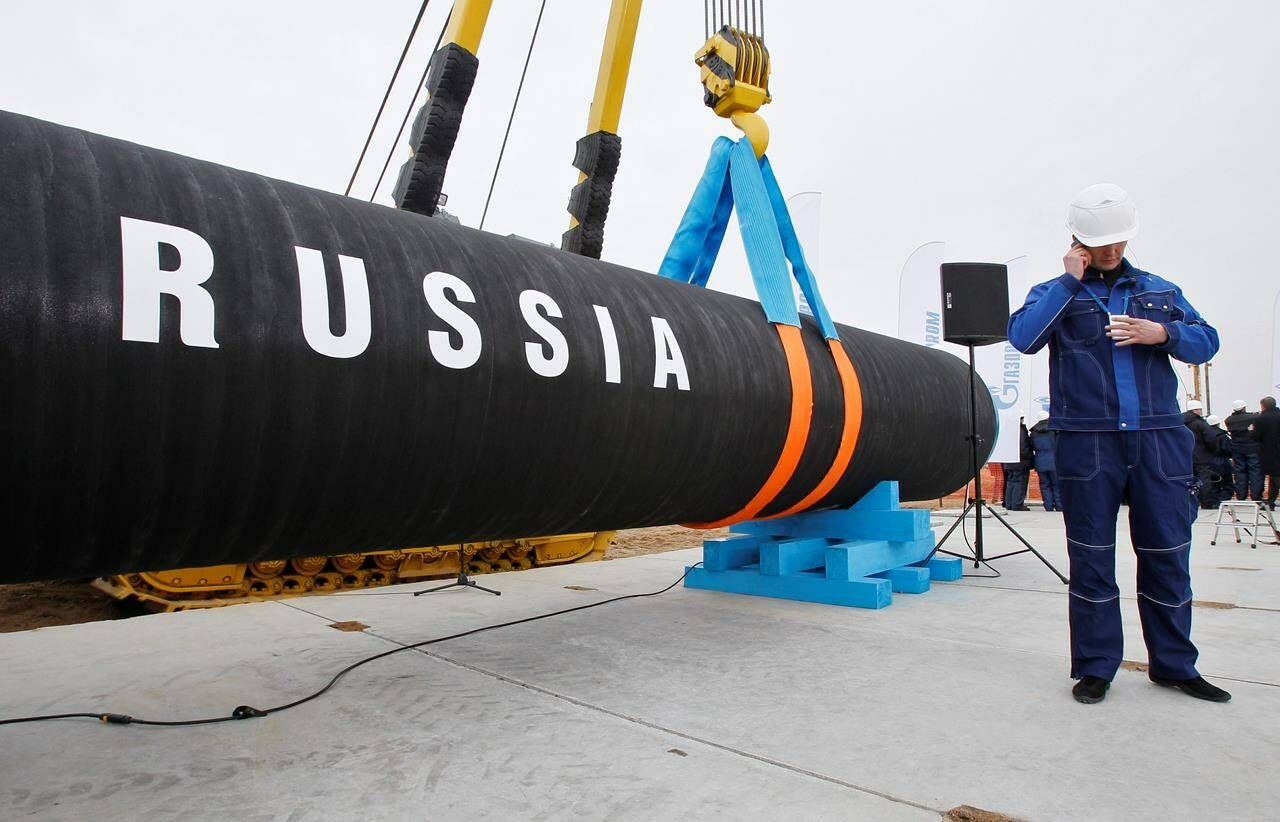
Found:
[1009,183,1230,705]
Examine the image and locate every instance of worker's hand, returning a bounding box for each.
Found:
[1107,315,1169,347]
[1064,244,1091,279]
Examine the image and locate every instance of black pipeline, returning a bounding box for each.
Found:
[0,110,995,584]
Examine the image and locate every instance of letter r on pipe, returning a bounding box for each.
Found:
[120,216,219,348]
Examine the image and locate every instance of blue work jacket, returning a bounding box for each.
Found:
[1029,425,1057,473]
[1008,260,1218,432]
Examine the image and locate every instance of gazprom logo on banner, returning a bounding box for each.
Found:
[988,342,1022,410]
[924,311,941,347]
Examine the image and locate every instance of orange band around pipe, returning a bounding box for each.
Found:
[685,323,813,529]
[762,338,863,519]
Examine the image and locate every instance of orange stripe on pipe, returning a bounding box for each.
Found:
[763,338,863,519]
[686,323,813,529]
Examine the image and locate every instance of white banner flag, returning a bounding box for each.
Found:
[1027,353,1052,416]
[896,241,950,349]
[972,256,1030,464]
[1019,263,1052,420]
[786,191,821,318]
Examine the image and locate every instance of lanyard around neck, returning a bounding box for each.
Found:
[1081,278,1130,317]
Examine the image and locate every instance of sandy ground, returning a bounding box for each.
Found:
[0,580,142,633]
[0,527,727,633]
[605,525,731,559]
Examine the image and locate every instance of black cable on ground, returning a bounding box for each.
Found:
[368,10,452,203]
[478,0,548,231]
[344,0,435,196]
[0,563,701,729]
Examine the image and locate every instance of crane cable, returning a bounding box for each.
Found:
[705,0,764,37]
[368,11,452,203]
[478,0,549,231]
[343,0,436,197]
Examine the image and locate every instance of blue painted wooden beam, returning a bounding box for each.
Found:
[921,556,964,581]
[733,508,930,544]
[702,536,762,571]
[873,565,931,594]
[684,565,892,609]
[850,481,899,511]
[825,536,934,581]
[760,537,828,576]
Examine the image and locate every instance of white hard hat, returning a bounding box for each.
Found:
[1035,408,1050,423]
[1186,399,1203,412]
[1207,415,1222,426]
[1067,183,1139,247]
[1232,399,1247,411]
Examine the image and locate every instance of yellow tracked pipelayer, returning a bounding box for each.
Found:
[94,533,613,612]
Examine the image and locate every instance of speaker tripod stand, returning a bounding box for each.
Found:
[923,344,1069,584]
[413,550,501,598]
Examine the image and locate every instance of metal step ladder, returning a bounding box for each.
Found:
[1210,501,1278,548]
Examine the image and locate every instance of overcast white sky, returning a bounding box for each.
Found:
[2,0,1277,408]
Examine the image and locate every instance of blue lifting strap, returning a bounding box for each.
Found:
[658,136,838,340]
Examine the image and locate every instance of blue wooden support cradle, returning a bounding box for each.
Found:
[662,139,957,609]
[683,481,962,609]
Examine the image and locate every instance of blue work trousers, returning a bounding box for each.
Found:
[1057,428,1200,682]
[1232,449,1263,500]
[1037,470,1060,511]
[1003,467,1028,509]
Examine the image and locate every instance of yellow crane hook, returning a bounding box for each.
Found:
[695,22,772,158]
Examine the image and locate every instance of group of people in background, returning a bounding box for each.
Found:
[1001,397,1280,513]
[1183,397,1280,510]
[1001,409,1060,512]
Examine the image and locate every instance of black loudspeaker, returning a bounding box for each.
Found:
[940,262,1010,346]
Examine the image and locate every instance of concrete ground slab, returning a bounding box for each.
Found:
[0,598,932,821]
[2,511,1277,821]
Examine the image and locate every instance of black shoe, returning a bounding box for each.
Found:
[1072,676,1109,704]
[1009,505,1031,512]
[1149,674,1232,703]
